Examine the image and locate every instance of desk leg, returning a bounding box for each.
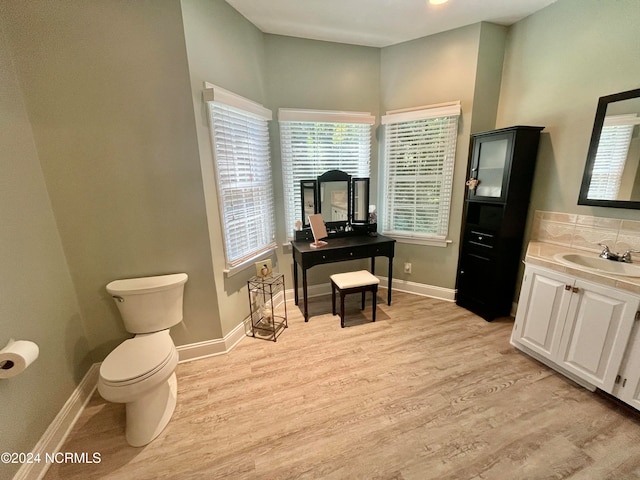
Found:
[302,268,309,322]
[293,258,299,306]
[387,256,393,305]
[371,257,375,275]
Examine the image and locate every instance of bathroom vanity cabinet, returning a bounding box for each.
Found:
[512,263,640,407]
[456,126,543,320]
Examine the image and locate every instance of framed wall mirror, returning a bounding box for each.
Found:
[578,87,640,209]
[300,180,317,227]
[318,170,351,223]
[351,178,370,223]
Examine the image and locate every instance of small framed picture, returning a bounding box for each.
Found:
[255,259,273,278]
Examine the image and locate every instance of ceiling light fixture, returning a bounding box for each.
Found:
[429,0,449,5]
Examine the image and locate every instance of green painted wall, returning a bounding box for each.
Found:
[496,0,640,293]
[379,24,505,290]
[1,0,218,358]
[265,34,382,287]
[0,19,90,480]
[180,0,268,336]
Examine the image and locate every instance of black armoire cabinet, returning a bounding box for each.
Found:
[456,126,543,321]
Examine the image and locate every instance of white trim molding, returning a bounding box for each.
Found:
[14,364,99,480]
[177,288,289,362]
[278,108,375,125]
[286,277,456,304]
[177,319,249,363]
[203,82,272,120]
[378,276,456,302]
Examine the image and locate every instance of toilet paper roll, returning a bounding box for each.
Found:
[0,339,39,379]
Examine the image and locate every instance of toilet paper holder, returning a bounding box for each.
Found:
[0,338,39,379]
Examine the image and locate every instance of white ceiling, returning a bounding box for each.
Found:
[225,0,557,48]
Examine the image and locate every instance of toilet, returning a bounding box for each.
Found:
[98,273,188,447]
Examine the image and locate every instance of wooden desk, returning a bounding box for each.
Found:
[291,234,396,322]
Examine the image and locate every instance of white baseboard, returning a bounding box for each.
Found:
[176,318,249,363]
[14,364,99,480]
[286,277,456,303]
[378,276,456,301]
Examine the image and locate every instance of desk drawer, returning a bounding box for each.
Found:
[294,237,395,269]
[302,244,393,268]
[318,249,365,263]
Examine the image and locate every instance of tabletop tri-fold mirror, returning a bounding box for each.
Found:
[300,170,370,229]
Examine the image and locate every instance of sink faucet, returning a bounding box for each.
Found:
[598,243,619,261]
[599,243,639,263]
[620,249,640,263]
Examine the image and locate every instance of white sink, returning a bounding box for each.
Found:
[553,253,640,278]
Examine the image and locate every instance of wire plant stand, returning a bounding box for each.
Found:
[247,273,288,342]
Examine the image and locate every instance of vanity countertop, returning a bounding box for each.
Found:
[525,241,640,295]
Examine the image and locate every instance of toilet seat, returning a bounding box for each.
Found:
[100,331,174,385]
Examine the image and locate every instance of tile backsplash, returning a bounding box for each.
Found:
[532,211,640,253]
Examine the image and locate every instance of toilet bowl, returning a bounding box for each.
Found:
[98,273,187,447]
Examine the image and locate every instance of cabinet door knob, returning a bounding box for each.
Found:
[572,287,579,293]
[565,285,571,291]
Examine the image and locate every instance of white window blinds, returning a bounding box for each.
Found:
[279,109,374,237]
[588,114,639,200]
[381,102,460,243]
[205,84,276,271]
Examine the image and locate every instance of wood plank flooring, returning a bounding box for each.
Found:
[44,290,640,479]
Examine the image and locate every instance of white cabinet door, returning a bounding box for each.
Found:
[512,266,573,360]
[556,280,640,393]
[615,315,640,409]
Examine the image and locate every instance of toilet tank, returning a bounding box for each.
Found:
[106,273,188,334]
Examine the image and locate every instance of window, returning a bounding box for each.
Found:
[588,114,638,200]
[279,109,375,237]
[205,84,276,272]
[381,102,460,246]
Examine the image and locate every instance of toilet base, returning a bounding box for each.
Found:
[125,372,177,447]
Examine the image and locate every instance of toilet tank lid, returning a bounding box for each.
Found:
[106,273,188,296]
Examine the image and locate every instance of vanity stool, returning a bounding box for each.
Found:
[330,270,379,328]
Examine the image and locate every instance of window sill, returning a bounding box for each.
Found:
[223,247,277,278]
[387,235,452,247]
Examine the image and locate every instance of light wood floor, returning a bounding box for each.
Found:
[45,290,640,479]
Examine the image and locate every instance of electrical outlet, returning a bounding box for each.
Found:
[404,262,412,274]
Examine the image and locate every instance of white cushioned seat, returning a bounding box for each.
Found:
[330,270,380,289]
[330,270,379,327]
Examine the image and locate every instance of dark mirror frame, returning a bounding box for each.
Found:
[300,170,373,230]
[300,179,317,228]
[578,87,640,209]
[351,177,370,224]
